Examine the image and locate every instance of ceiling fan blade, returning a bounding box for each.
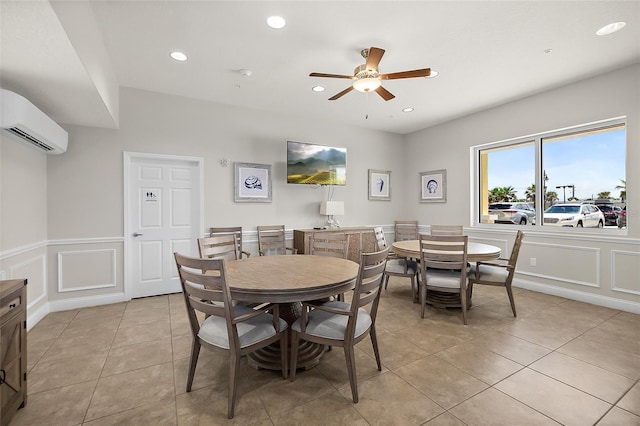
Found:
[380,68,431,80]
[310,72,354,79]
[366,47,385,70]
[375,86,395,101]
[329,86,354,100]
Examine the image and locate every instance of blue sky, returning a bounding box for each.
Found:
[487,128,626,201]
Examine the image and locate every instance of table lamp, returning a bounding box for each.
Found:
[320,201,344,228]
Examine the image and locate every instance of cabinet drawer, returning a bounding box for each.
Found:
[0,294,22,318]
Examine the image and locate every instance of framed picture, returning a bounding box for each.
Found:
[234,162,272,202]
[420,169,446,202]
[368,169,391,200]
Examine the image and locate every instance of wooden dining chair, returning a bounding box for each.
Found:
[198,234,239,261]
[309,232,350,302]
[418,234,470,324]
[290,247,389,403]
[468,230,524,317]
[373,227,418,302]
[174,253,288,419]
[210,226,251,258]
[257,225,298,256]
[430,224,464,236]
[394,220,419,241]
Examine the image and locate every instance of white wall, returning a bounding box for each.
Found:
[404,63,640,311]
[38,87,405,309]
[0,134,50,325]
[48,88,406,237]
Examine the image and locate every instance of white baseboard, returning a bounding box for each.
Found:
[26,303,50,332]
[48,292,129,313]
[514,278,640,314]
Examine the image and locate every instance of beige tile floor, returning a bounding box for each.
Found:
[13,278,640,425]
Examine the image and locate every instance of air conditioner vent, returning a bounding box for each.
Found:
[1,89,68,154]
[6,127,54,151]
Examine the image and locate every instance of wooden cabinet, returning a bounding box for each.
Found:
[0,279,27,426]
[293,227,377,263]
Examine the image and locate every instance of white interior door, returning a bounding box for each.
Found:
[125,153,203,299]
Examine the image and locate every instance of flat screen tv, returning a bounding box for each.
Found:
[287,141,347,185]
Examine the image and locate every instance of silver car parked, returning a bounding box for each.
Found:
[488,202,536,225]
[543,203,604,228]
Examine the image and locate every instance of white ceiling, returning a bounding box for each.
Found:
[1,1,639,135]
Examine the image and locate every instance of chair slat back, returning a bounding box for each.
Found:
[210,226,247,258]
[352,248,389,311]
[373,226,388,251]
[174,253,234,338]
[198,235,239,261]
[309,232,350,259]
[257,225,288,255]
[509,230,525,267]
[419,234,468,270]
[394,220,419,241]
[430,224,464,236]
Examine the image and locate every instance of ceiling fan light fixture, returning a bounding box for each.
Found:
[353,77,381,92]
[312,86,325,92]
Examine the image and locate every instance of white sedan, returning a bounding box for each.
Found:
[543,203,604,228]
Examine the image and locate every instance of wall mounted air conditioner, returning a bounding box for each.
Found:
[0,88,68,154]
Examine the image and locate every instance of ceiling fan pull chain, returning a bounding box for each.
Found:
[365,92,369,119]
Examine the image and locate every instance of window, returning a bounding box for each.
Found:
[475,119,626,231]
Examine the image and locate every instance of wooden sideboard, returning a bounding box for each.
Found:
[293,227,377,263]
[0,279,27,426]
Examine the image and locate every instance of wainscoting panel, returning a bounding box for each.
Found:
[57,249,117,292]
[468,236,510,257]
[611,250,640,296]
[517,241,600,288]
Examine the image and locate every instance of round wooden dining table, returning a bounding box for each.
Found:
[391,240,501,262]
[225,254,359,371]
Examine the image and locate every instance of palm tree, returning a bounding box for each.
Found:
[598,191,611,199]
[488,186,517,202]
[615,179,626,202]
[545,191,558,208]
[525,184,536,204]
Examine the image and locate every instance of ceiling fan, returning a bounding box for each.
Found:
[309,47,431,101]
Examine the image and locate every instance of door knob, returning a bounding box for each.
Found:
[133,232,144,237]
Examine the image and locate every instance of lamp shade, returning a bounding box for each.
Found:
[320,201,344,216]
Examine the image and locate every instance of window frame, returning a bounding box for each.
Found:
[472,116,627,234]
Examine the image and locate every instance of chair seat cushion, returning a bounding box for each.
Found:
[385,259,417,275]
[469,264,508,282]
[198,305,287,349]
[425,268,464,289]
[292,301,371,340]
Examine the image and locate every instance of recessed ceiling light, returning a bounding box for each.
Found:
[596,22,626,36]
[170,51,188,62]
[426,70,439,78]
[312,86,325,92]
[267,16,286,29]
[402,107,414,113]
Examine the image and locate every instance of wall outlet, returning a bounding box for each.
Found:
[530,258,537,267]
